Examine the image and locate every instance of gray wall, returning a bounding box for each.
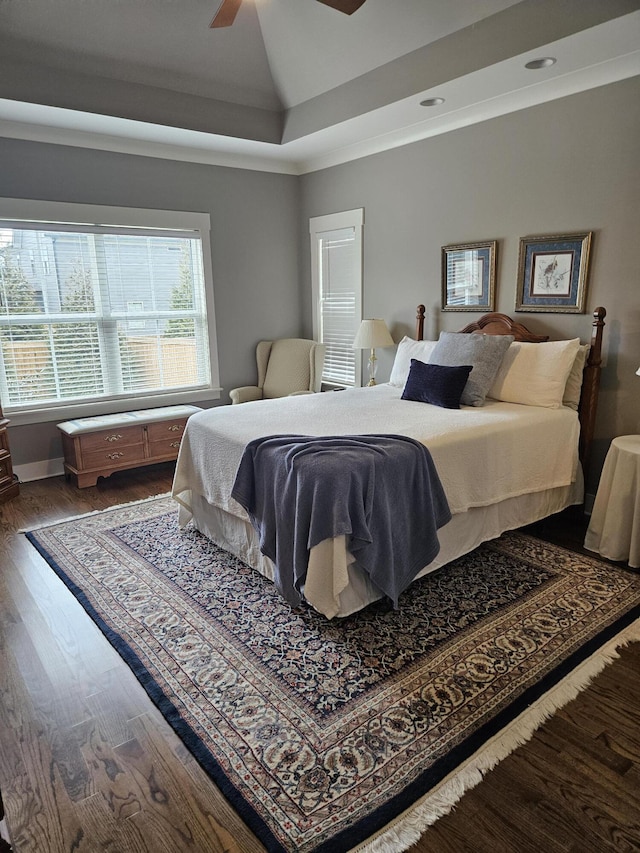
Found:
[0,137,301,466]
[300,76,640,491]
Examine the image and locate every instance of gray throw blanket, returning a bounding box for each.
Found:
[231,434,451,609]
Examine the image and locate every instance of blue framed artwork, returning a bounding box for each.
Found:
[516,232,592,313]
[442,240,496,312]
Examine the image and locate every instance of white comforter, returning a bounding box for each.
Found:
[173,383,580,520]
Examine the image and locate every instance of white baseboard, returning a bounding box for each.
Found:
[14,457,65,483]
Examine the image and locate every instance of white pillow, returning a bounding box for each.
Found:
[563,344,589,410]
[389,336,437,387]
[488,338,581,408]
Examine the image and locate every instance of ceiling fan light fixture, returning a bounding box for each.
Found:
[420,97,445,107]
[525,57,557,70]
[211,0,367,27]
[210,0,243,28]
[317,0,367,13]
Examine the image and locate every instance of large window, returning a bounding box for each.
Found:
[310,209,363,387]
[0,200,220,424]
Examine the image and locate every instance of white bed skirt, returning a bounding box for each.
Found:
[180,473,584,618]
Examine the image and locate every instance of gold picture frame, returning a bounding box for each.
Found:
[516,232,593,313]
[441,241,497,312]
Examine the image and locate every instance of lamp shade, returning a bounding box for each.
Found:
[353,319,394,349]
[637,367,640,376]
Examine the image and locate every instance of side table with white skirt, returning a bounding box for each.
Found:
[584,435,640,568]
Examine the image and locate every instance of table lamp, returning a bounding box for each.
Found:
[353,319,394,386]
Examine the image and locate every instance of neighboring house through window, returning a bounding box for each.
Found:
[0,199,220,425]
[310,208,363,388]
[126,301,146,330]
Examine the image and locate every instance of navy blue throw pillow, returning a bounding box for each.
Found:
[401,359,473,409]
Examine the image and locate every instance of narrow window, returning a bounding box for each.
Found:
[310,209,363,387]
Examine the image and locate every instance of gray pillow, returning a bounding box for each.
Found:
[430,332,514,406]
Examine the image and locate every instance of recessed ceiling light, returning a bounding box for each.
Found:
[525,57,557,70]
[420,97,445,107]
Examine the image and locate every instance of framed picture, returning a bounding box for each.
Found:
[442,241,496,312]
[516,232,592,313]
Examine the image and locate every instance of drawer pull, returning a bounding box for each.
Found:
[104,433,123,443]
[106,451,125,460]
[168,424,182,432]
[169,440,181,448]
[0,465,5,476]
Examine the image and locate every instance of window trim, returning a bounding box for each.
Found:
[0,198,221,426]
[310,208,363,388]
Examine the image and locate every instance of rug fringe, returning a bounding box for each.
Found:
[352,617,640,853]
[20,492,172,534]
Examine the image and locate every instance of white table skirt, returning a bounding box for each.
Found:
[584,435,640,568]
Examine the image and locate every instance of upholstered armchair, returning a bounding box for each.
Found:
[229,338,326,404]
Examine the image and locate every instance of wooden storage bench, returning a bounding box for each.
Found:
[58,405,202,488]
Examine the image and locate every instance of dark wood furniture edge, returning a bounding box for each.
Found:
[0,402,19,504]
[413,304,607,478]
[415,304,426,341]
[579,306,606,471]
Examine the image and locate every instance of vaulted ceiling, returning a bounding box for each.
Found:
[0,0,639,173]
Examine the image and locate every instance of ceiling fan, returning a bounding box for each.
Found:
[210,0,367,28]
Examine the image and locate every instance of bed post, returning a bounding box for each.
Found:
[415,305,426,340]
[579,306,606,473]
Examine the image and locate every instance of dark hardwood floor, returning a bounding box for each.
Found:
[1,468,638,852]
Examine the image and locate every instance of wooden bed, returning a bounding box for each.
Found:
[172,307,606,618]
[415,304,607,475]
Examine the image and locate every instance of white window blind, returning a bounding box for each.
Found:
[310,209,363,387]
[0,201,219,422]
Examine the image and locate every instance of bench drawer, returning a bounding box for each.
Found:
[147,418,189,442]
[82,443,146,471]
[79,425,144,453]
[149,436,184,460]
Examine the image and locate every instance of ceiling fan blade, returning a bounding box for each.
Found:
[316,0,367,14]
[210,0,243,28]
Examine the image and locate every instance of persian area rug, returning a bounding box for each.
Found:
[26,496,640,853]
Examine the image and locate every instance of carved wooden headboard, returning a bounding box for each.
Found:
[414,304,606,474]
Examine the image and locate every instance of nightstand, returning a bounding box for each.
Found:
[584,435,640,568]
[0,402,19,504]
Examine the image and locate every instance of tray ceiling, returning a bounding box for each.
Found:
[0,0,638,173]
